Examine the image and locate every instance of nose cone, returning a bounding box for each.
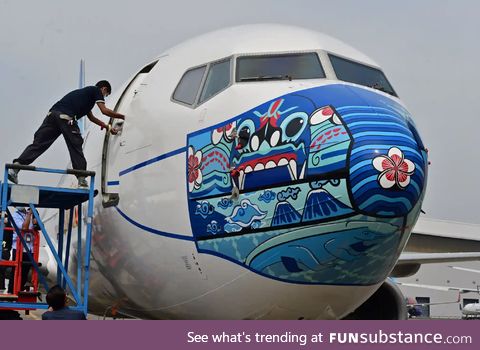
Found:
[340,88,428,217]
[463,304,475,315]
[188,83,428,286]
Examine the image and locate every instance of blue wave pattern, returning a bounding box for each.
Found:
[248,226,400,284]
[198,216,403,285]
[337,91,426,216]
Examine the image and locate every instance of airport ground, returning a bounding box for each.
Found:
[1,308,106,320]
[1,307,468,321]
[1,308,123,320]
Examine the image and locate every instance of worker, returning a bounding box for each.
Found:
[42,285,86,320]
[7,207,35,294]
[8,81,125,188]
[0,214,13,293]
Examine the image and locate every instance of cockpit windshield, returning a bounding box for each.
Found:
[329,54,397,97]
[236,53,325,82]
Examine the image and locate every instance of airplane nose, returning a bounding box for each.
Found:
[190,84,428,286]
[463,304,474,314]
[340,92,428,218]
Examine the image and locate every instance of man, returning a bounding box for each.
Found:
[7,207,34,294]
[0,214,12,293]
[8,80,125,188]
[42,285,86,320]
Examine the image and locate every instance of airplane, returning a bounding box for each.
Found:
[448,266,480,319]
[397,280,480,319]
[17,24,480,319]
[405,293,461,318]
[462,302,480,319]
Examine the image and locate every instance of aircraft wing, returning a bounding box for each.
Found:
[410,300,459,307]
[397,281,479,294]
[449,266,480,274]
[398,252,480,265]
[407,292,460,307]
[391,217,480,277]
[407,217,480,251]
[413,217,480,240]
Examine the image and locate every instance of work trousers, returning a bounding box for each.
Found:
[14,111,86,171]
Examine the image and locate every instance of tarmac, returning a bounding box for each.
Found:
[2,308,468,321]
[1,308,120,320]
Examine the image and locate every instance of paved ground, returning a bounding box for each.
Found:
[24,310,106,320]
[22,309,43,320]
[2,309,119,320]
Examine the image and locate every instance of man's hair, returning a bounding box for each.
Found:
[46,285,66,311]
[95,80,112,94]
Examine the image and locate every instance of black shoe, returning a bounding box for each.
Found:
[77,177,89,189]
[7,169,18,184]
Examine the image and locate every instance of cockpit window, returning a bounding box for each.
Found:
[329,54,397,97]
[236,53,325,82]
[199,59,231,103]
[173,65,206,105]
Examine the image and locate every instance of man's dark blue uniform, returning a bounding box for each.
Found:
[13,86,105,171]
[42,307,87,320]
[9,80,125,187]
[50,85,105,120]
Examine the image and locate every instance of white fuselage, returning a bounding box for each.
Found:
[79,79,379,319]
[41,25,428,319]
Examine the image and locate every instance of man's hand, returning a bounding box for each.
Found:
[100,121,120,135]
[97,102,126,120]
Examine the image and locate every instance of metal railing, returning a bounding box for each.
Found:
[0,164,95,316]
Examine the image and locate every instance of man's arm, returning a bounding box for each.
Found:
[22,210,32,231]
[96,102,125,120]
[86,111,118,134]
[12,211,31,231]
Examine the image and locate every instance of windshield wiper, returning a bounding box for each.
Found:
[240,75,292,82]
[371,82,386,92]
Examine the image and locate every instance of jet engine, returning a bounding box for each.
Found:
[343,279,408,320]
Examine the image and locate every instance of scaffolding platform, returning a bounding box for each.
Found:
[0,163,96,316]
